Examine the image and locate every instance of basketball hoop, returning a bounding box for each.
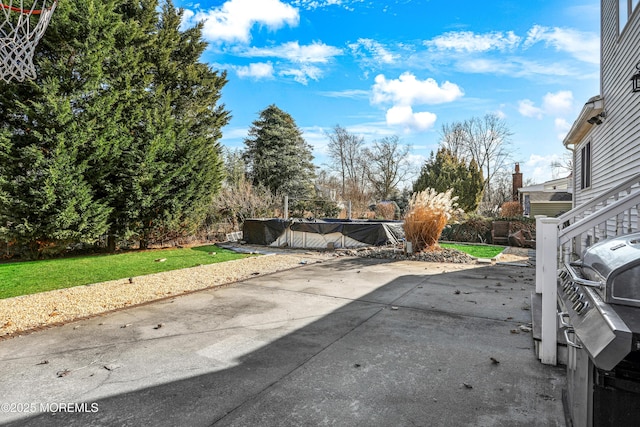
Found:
[0,0,57,82]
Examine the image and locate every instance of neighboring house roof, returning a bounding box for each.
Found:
[527,191,572,203]
[518,175,573,197]
[518,174,573,210]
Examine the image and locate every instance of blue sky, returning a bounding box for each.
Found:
[177,0,601,185]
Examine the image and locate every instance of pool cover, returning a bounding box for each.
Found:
[242,218,404,247]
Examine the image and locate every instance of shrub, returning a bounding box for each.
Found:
[404,188,461,252]
[441,215,492,243]
[374,202,397,220]
[209,179,279,230]
[289,198,340,218]
[500,201,523,218]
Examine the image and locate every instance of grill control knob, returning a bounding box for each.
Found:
[571,300,590,315]
[580,301,589,313]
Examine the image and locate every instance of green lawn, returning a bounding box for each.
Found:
[0,245,250,299]
[440,243,505,259]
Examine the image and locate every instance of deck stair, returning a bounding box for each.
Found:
[535,173,640,365]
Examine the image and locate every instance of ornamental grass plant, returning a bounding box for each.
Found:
[404,188,462,252]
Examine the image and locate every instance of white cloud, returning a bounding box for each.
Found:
[180,9,195,31]
[232,41,341,85]
[511,59,578,78]
[493,109,507,120]
[406,153,428,170]
[239,41,343,63]
[555,118,571,141]
[518,99,544,119]
[543,91,573,115]
[414,25,598,80]
[320,89,370,98]
[300,125,332,156]
[518,90,574,119]
[280,65,323,84]
[453,56,584,79]
[426,30,521,52]
[523,153,569,183]
[385,106,437,132]
[190,0,299,44]
[524,25,599,65]
[348,38,398,64]
[235,62,275,79]
[291,0,354,10]
[371,72,464,106]
[459,58,514,74]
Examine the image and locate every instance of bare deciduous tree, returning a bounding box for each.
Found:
[550,152,574,179]
[364,135,413,200]
[461,114,513,198]
[439,122,468,161]
[325,125,367,200]
[440,113,513,210]
[480,169,513,215]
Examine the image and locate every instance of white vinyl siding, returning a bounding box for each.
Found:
[575,0,640,207]
[530,202,573,218]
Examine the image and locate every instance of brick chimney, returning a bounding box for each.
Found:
[512,163,523,201]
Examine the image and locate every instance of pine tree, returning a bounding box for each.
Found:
[123,1,229,248]
[0,0,121,258]
[0,0,229,255]
[243,105,316,199]
[81,0,159,251]
[413,148,484,213]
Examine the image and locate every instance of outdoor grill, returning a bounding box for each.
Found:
[558,232,640,426]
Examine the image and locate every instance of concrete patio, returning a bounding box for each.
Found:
[0,256,565,426]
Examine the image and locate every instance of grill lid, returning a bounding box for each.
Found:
[579,232,640,307]
[581,233,640,281]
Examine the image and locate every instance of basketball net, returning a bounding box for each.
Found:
[0,0,57,82]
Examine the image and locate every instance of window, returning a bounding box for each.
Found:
[620,0,640,33]
[581,141,591,190]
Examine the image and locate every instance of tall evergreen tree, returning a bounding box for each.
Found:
[0,0,121,257]
[413,147,484,213]
[243,104,315,198]
[82,0,159,251]
[124,1,229,248]
[0,0,229,256]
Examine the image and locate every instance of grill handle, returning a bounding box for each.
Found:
[564,328,583,349]
[564,262,603,290]
[558,312,571,329]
